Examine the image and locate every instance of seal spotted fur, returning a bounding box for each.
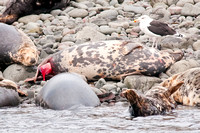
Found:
[122,81,183,117]
[0,23,39,70]
[26,40,183,82]
[161,68,200,107]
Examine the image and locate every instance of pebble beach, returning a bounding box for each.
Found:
[0,0,200,104]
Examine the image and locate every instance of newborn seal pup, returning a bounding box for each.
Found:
[0,23,39,70]
[0,0,71,24]
[25,40,183,82]
[122,81,183,117]
[161,68,200,107]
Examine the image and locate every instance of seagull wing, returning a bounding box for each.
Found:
[148,20,176,36]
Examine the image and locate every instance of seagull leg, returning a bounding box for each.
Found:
[152,37,156,48]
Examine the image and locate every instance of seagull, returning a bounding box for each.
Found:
[134,15,182,48]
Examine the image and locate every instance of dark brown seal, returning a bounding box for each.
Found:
[0,23,39,70]
[25,40,183,82]
[122,81,184,117]
[0,0,71,24]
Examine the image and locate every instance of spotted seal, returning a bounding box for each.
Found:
[35,73,100,110]
[0,23,39,70]
[122,81,183,117]
[161,67,200,107]
[25,40,183,82]
[0,0,71,24]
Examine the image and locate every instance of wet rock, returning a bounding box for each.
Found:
[3,64,35,82]
[76,26,107,41]
[68,9,88,18]
[18,15,40,24]
[166,59,200,76]
[124,75,162,93]
[193,40,200,51]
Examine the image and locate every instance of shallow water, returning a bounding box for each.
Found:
[0,102,200,133]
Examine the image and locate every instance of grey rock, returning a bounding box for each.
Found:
[76,26,107,42]
[18,15,40,24]
[61,34,76,42]
[123,4,145,14]
[96,0,109,6]
[101,84,117,92]
[181,3,200,16]
[168,6,182,15]
[110,0,119,6]
[90,17,108,26]
[98,10,118,20]
[25,22,41,33]
[39,35,56,45]
[3,64,35,82]
[108,21,129,29]
[176,0,194,7]
[116,82,126,89]
[68,9,88,18]
[124,75,162,93]
[71,1,88,9]
[50,9,62,16]
[57,41,75,50]
[40,14,54,21]
[166,59,200,76]
[91,87,103,95]
[160,36,190,50]
[99,25,120,34]
[95,78,107,89]
[192,40,200,51]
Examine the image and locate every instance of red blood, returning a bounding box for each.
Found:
[40,63,52,81]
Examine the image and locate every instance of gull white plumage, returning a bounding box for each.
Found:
[134,15,181,48]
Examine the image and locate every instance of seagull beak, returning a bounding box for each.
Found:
[134,19,138,23]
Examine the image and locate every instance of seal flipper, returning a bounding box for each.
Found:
[163,81,184,98]
[120,42,143,55]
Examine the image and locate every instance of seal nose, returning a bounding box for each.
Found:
[30,58,36,64]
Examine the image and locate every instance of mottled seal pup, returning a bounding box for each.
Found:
[122,81,183,117]
[0,23,39,70]
[161,68,200,107]
[25,40,183,82]
[36,73,100,110]
[0,0,71,24]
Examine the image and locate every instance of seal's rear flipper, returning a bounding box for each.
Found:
[163,81,184,98]
[120,41,143,55]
